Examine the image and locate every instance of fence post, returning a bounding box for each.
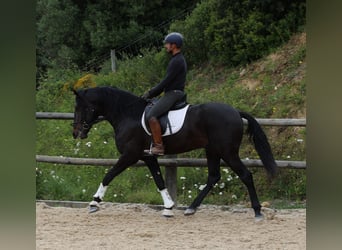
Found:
[164,155,177,207]
[111,50,116,72]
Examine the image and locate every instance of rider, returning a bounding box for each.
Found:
[142,32,187,155]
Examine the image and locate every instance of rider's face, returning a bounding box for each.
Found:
[164,43,174,54]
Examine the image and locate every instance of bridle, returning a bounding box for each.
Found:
[71,105,105,133]
[72,90,146,134]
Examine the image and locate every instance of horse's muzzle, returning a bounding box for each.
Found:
[73,128,88,139]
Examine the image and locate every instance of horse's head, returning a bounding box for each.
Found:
[72,89,99,139]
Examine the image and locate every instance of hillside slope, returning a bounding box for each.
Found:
[187,32,306,119]
[185,32,306,163]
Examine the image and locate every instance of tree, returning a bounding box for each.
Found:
[36,0,199,80]
[36,0,82,73]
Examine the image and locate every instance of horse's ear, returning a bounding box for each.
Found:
[72,88,92,106]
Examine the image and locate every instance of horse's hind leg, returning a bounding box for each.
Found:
[223,152,263,219]
[184,147,221,215]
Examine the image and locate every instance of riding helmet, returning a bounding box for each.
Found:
[164,32,184,48]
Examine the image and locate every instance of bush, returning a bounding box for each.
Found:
[170,0,305,67]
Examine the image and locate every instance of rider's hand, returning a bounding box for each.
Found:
[141,91,150,100]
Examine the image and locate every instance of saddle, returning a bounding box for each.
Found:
[142,95,189,137]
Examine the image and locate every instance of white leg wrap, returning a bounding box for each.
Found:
[93,183,108,200]
[160,188,174,209]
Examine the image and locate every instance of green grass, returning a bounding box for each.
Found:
[36,32,306,207]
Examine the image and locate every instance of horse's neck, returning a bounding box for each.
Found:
[102,94,145,130]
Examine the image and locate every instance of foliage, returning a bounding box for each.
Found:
[36,0,199,80]
[36,1,306,208]
[170,0,305,66]
[36,0,305,83]
[36,30,306,208]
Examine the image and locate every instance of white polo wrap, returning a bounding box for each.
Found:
[94,183,108,199]
[160,188,174,209]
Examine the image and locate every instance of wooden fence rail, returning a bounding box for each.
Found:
[36,112,306,126]
[36,112,306,203]
[36,155,306,169]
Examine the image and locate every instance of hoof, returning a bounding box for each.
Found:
[162,208,174,217]
[254,214,264,222]
[184,208,196,216]
[89,201,100,213]
[89,205,100,213]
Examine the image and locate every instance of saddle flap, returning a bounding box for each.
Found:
[142,105,190,137]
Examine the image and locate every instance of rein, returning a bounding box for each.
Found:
[71,116,105,130]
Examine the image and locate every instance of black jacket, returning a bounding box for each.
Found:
[148,52,187,98]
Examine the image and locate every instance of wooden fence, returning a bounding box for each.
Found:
[36,112,306,203]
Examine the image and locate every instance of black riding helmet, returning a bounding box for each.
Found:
[164,32,184,48]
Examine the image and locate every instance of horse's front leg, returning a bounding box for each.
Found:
[143,156,175,217]
[89,154,139,213]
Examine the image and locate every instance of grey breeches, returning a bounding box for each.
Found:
[145,90,185,120]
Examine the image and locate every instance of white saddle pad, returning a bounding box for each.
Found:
[141,105,190,137]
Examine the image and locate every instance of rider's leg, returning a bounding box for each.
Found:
[144,90,185,155]
[147,116,164,155]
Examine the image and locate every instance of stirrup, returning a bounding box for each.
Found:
[144,143,164,156]
[151,143,164,155]
[143,148,164,156]
[144,143,154,155]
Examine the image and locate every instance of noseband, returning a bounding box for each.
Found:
[71,117,105,131]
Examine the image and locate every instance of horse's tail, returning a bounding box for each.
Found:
[239,111,278,178]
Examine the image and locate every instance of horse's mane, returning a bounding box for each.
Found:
[82,86,146,119]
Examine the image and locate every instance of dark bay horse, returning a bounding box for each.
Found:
[72,86,277,219]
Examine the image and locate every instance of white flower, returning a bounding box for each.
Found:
[222,168,229,174]
[231,194,237,199]
[180,176,186,180]
[199,184,207,190]
[219,183,225,189]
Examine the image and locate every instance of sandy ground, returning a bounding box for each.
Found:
[36,202,306,250]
